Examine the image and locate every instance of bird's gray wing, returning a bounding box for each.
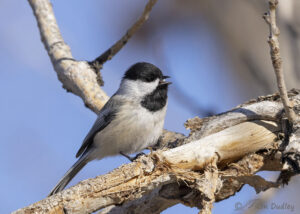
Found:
[76,96,120,158]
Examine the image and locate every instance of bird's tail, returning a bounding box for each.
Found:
[48,153,90,196]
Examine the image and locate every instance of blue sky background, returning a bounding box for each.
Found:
[1,0,299,213]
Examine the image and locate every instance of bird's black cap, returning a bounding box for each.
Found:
[123,62,164,82]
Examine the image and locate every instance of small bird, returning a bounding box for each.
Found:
[49,62,171,196]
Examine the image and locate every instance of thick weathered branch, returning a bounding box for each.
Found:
[28,0,108,113]
[263,0,297,123]
[89,0,159,72]
[12,90,300,214]
[28,0,158,114]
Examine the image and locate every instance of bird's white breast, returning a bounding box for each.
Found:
[92,98,167,159]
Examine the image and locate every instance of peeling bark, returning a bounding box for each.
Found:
[12,90,300,214]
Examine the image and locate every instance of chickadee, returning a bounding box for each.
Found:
[49,62,171,196]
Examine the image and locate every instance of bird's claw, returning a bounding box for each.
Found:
[120,152,146,162]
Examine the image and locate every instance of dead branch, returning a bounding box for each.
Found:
[28,0,158,114]
[12,90,300,214]
[28,0,108,113]
[263,0,297,123]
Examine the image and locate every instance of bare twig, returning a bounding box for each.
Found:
[89,0,159,72]
[263,0,297,123]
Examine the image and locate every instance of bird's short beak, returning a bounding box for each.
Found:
[159,76,172,85]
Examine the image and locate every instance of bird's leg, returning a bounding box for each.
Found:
[120,151,146,162]
[120,152,135,162]
[134,152,146,159]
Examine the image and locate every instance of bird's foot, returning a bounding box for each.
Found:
[133,152,146,160]
[120,152,146,162]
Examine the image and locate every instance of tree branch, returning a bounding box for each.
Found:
[28,0,109,114]
[12,90,300,214]
[263,0,297,124]
[28,0,158,114]
[89,0,159,72]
